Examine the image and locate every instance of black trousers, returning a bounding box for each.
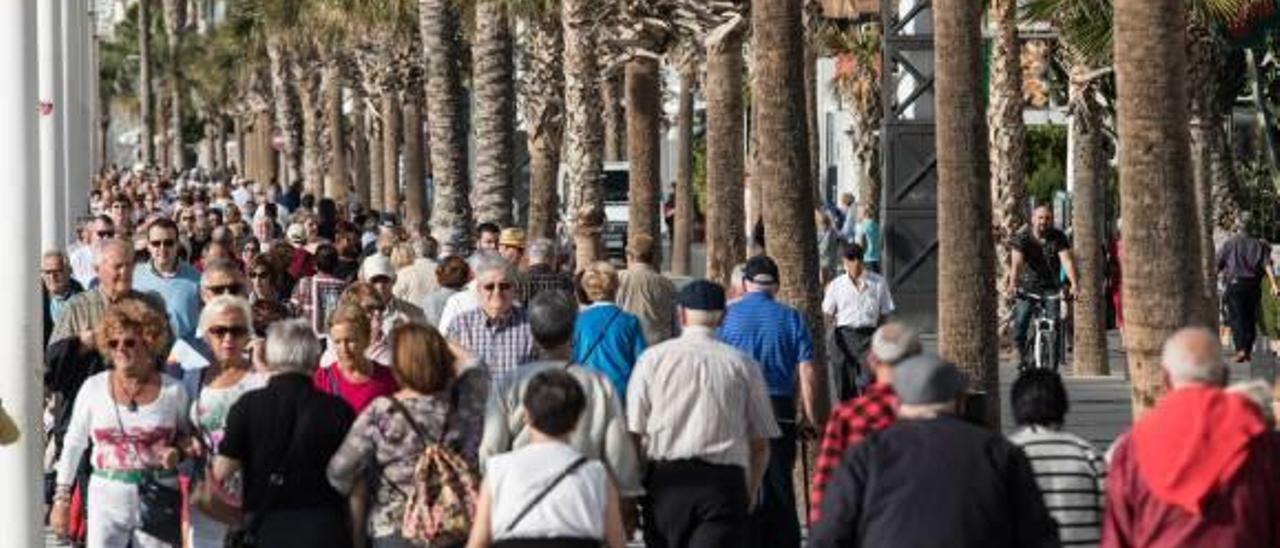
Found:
[494,539,601,548]
[830,326,875,402]
[749,398,800,548]
[258,506,353,548]
[1226,278,1262,355]
[642,460,748,548]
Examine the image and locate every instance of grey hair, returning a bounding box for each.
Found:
[472,253,517,281]
[94,238,134,265]
[198,295,254,337]
[42,249,69,266]
[265,319,322,375]
[1161,327,1226,386]
[527,238,556,263]
[872,322,923,365]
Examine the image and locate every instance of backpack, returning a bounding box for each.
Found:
[385,394,479,545]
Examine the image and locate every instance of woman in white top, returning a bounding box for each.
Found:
[467,370,626,548]
[187,295,267,547]
[50,298,191,548]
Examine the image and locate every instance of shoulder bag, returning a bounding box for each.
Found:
[500,456,590,536]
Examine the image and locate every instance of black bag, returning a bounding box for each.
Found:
[224,390,311,548]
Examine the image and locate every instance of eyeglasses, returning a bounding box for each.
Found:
[207,325,249,338]
[180,216,195,222]
[481,282,514,293]
[149,239,177,248]
[249,271,270,279]
[96,230,115,238]
[204,284,243,296]
[41,268,65,275]
[107,338,139,350]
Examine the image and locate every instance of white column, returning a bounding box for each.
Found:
[39,0,65,249]
[62,0,91,233]
[0,1,45,546]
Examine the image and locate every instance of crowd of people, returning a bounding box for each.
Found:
[34,168,1280,548]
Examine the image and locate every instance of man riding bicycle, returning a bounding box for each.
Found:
[1005,205,1078,368]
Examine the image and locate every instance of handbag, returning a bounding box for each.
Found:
[109,380,183,545]
[224,390,311,548]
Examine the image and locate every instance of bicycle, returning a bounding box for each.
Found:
[1019,290,1067,372]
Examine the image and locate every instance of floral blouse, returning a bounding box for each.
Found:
[326,362,490,538]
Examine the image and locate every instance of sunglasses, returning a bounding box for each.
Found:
[249,270,270,279]
[207,325,249,338]
[180,216,195,221]
[107,338,139,350]
[481,282,514,293]
[42,268,65,275]
[205,284,243,296]
[149,239,177,248]
[97,230,115,238]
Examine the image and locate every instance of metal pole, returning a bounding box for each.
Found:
[0,1,46,546]
[38,0,65,249]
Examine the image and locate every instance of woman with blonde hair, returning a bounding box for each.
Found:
[50,298,191,548]
[314,303,399,413]
[570,261,647,399]
[328,323,490,547]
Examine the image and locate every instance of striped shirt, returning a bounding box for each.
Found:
[719,292,814,397]
[1008,425,1107,546]
[626,326,780,471]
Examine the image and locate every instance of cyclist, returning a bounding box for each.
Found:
[1005,205,1078,368]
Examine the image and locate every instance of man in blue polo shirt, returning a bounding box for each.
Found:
[132,217,203,341]
[719,255,817,548]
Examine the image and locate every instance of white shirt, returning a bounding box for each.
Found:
[822,271,895,328]
[487,442,608,541]
[69,244,96,289]
[437,281,480,333]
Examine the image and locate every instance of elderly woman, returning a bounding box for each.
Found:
[314,303,399,413]
[424,256,471,328]
[51,298,191,548]
[187,295,267,547]
[213,319,355,548]
[328,324,490,548]
[571,261,647,399]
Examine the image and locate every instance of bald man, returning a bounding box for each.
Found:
[1102,327,1280,547]
[49,239,169,351]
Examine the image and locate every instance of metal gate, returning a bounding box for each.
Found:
[880,0,938,332]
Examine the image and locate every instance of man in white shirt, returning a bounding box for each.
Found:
[822,243,895,401]
[69,216,116,289]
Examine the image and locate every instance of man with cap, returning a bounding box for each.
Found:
[823,242,895,401]
[498,227,526,265]
[808,321,921,524]
[518,237,575,306]
[360,253,427,330]
[809,354,1057,548]
[718,255,817,548]
[627,279,779,548]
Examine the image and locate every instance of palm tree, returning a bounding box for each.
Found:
[754,0,829,419]
[602,73,626,161]
[518,2,565,241]
[139,0,156,166]
[935,0,999,427]
[671,56,696,276]
[163,0,188,171]
[473,0,516,227]
[824,22,882,221]
[266,38,303,187]
[296,50,325,197]
[321,54,348,202]
[704,10,748,288]
[989,0,1027,343]
[1069,67,1110,377]
[1113,0,1206,413]
[563,0,606,267]
[421,0,473,249]
[618,1,669,271]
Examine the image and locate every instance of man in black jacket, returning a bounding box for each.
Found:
[809,354,1059,548]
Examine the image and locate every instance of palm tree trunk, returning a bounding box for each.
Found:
[403,94,427,226]
[352,93,371,208]
[563,0,605,268]
[525,10,564,241]
[267,37,302,186]
[705,16,747,287]
[322,61,348,203]
[138,0,155,166]
[381,92,401,215]
[935,0,999,428]
[298,65,324,199]
[755,0,829,421]
[672,66,695,276]
[164,0,186,171]
[422,0,474,249]
[369,100,385,213]
[472,0,515,227]
[626,57,663,269]
[1187,24,1221,331]
[989,0,1027,346]
[602,73,626,162]
[249,108,276,188]
[804,0,821,202]
[1070,78,1109,376]
[1115,0,1205,414]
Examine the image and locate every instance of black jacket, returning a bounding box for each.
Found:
[809,415,1060,548]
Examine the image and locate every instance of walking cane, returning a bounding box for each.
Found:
[800,428,812,525]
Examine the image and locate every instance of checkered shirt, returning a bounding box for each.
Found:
[446,307,539,388]
[809,382,898,524]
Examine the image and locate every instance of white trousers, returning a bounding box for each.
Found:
[187,502,230,548]
[86,476,172,548]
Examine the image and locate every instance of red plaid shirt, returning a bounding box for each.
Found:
[809,382,898,524]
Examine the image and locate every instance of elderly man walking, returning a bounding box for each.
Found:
[447,256,538,388]
[1217,215,1280,363]
[628,280,779,548]
[1103,328,1280,547]
[617,234,679,345]
[810,354,1058,548]
[718,255,817,548]
[42,250,84,347]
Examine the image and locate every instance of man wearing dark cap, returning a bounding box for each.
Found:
[627,280,780,548]
[823,242,895,400]
[718,255,817,548]
[810,355,1058,548]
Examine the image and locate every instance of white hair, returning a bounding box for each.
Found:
[527,238,556,263]
[1161,327,1225,386]
[265,319,322,375]
[872,323,922,365]
[472,254,517,282]
[198,295,254,337]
